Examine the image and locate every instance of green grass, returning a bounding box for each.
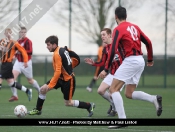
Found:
[0,86,175,132]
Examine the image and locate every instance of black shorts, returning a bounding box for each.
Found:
[1,62,14,79]
[46,76,76,100]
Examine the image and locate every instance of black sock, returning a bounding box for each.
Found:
[89,79,96,88]
[0,84,1,88]
[14,82,22,90]
[77,101,91,109]
[36,97,45,111]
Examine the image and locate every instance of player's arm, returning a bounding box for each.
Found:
[15,42,28,63]
[47,53,62,89]
[64,46,80,68]
[138,27,153,63]
[24,39,32,55]
[93,47,107,67]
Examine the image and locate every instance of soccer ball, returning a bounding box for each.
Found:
[14,105,27,118]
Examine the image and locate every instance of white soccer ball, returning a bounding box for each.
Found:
[14,105,27,118]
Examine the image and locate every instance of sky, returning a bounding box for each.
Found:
[1,0,174,56]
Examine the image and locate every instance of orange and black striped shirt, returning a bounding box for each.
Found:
[48,46,80,89]
[0,39,28,63]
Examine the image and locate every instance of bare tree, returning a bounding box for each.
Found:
[0,0,30,31]
[51,0,144,47]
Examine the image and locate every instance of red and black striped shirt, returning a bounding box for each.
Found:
[93,44,123,75]
[16,37,32,62]
[105,21,153,72]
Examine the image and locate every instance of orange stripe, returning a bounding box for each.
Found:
[69,77,74,100]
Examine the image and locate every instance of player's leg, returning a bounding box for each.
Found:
[28,84,50,115]
[22,60,40,92]
[0,76,2,89]
[97,73,116,116]
[9,60,21,101]
[124,56,162,116]
[28,79,59,115]
[63,76,95,117]
[86,77,96,92]
[7,78,32,101]
[8,70,20,101]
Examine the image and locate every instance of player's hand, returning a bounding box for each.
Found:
[93,76,98,80]
[97,70,107,79]
[23,62,28,68]
[147,61,154,66]
[84,58,94,65]
[40,84,50,94]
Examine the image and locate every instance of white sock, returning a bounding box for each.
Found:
[39,93,46,100]
[10,87,18,97]
[73,100,79,107]
[21,86,27,92]
[32,80,40,92]
[132,91,155,103]
[101,91,115,110]
[13,88,18,97]
[111,92,126,119]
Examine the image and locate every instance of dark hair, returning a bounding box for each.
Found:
[101,28,112,35]
[21,26,27,31]
[45,35,58,45]
[115,6,127,20]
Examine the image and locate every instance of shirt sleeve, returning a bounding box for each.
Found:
[138,27,153,62]
[92,46,107,67]
[15,42,28,62]
[48,53,62,89]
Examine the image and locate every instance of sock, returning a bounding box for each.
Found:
[77,101,91,109]
[111,92,126,119]
[132,91,155,103]
[36,97,45,111]
[11,87,18,97]
[101,91,115,110]
[73,100,79,107]
[32,80,40,92]
[88,78,96,88]
[0,84,2,88]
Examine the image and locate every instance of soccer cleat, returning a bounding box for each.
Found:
[107,105,112,114]
[26,89,32,101]
[153,95,162,116]
[87,102,95,117]
[28,108,42,115]
[108,125,128,129]
[108,110,117,117]
[86,87,92,92]
[9,96,18,102]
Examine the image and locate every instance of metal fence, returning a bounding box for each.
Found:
[16,55,175,88]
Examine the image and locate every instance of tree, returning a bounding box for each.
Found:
[0,0,29,31]
[51,0,144,47]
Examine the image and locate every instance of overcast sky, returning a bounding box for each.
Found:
[1,0,175,56]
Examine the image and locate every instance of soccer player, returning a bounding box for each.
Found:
[85,28,124,116]
[98,6,162,129]
[28,35,95,117]
[86,43,105,92]
[0,28,32,101]
[9,27,40,102]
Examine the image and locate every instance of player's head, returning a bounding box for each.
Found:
[19,27,27,39]
[101,28,112,44]
[115,6,127,25]
[4,28,12,39]
[45,35,58,52]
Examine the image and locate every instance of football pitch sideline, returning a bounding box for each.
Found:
[0,87,175,132]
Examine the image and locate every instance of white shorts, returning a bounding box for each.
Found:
[13,59,33,79]
[103,73,125,91]
[114,55,145,86]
